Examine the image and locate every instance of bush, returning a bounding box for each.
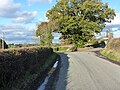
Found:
[0,47,56,90]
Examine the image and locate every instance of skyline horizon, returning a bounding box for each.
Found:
[0,0,120,44]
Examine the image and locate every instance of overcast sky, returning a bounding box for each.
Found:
[0,0,120,44]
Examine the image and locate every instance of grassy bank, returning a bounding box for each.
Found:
[100,38,120,62]
[0,47,57,90]
[100,49,120,62]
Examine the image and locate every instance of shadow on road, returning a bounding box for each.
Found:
[55,52,70,90]
[44,52,69,90]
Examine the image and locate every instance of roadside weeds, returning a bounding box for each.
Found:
[94,50,120,66]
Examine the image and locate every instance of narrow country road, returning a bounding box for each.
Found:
[55,51,120,90]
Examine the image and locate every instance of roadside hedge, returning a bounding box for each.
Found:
[100,38,120,62]
[52,45,77,52]
[0,47,57,90]
[106,38,120,52]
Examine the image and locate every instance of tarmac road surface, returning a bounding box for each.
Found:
[55,51,120,90]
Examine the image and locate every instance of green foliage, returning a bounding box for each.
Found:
[46,0,115,47]
[36,22,53,46]
[0,47,56,90]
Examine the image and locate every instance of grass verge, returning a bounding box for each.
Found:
[100,49,120,62]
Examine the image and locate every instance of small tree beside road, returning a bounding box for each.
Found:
[36,21,53,46]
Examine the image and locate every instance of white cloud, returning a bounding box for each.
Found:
[0,24,38,44]
[36,17,49,25]
[27,0,51,3]
[0,0,21,18]
[0,0,38,23]
[106,13,120,25]
[104,13,120,38]
[13,11,38,23]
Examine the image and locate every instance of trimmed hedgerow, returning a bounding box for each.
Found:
[52,45,77,52]
[0,47,57,90]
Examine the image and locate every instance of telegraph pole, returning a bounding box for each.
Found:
[0,32,4,49]
[2,32,4,49]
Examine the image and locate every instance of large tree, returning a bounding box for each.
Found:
[46,0,115,47]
